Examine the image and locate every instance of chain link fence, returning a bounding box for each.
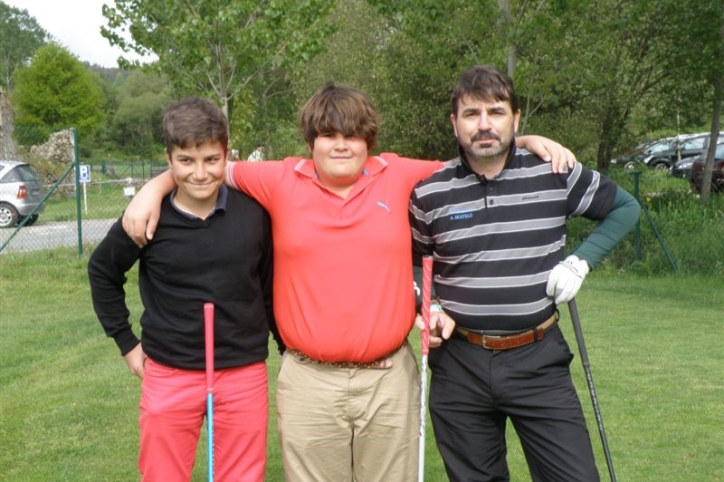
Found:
[0,159,167,255]
[1,126,166,255]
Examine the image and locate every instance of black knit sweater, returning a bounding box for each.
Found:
[88,188,281,370]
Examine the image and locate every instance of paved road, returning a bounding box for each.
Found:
[0,218,117,254]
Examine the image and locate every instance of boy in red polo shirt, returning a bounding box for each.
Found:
[121,84,574,482]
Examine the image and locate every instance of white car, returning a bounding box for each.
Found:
[0,160,45,228]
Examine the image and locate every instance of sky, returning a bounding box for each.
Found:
[6,0,150,68]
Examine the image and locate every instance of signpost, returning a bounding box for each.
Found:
[79,164,91,214]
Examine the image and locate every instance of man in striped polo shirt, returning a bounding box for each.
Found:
[409,65,640,482]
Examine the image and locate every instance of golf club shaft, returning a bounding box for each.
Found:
[204,302,215,482]
[568,299,617,482]
[418,256,433,482]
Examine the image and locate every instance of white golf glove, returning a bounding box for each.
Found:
[546,255,590,305]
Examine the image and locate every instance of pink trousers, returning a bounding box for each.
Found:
[138,359,268,482]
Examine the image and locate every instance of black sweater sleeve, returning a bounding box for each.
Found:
[87,218,143,356]
[259,211,285,355]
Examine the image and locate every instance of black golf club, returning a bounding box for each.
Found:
[568,298,618,482]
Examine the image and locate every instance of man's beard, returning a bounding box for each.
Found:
[463,131,509,162]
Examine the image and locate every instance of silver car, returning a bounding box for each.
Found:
[0,160,46,228]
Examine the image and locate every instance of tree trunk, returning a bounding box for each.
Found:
[699,74,723,204]
[596,107,622,172]
[497,0,516,77]
[700,3,724,205]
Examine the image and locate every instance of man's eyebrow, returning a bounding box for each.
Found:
[487,105,507,112]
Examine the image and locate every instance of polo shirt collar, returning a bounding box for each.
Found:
[170,184,229,220]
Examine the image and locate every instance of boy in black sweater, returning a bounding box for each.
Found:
[88,98,280,482]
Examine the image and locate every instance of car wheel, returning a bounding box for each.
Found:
[23,214,39,226]
[624,161,637,171]
[0,202,19,228]
[652,161,669,171]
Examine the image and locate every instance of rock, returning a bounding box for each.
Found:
[29,130,75,163]
[0,90,18,160]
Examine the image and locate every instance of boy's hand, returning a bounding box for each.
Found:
[123,344,147,379]
[121,171,175,247]
[517,135,577,173]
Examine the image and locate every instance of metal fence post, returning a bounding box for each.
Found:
[631,171,641,260]
[73,127,83,257]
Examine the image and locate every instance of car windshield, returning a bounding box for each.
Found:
[647,141,673,154]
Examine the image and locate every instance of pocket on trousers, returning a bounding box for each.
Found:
[144,358,180,378]
[546,326,575,367]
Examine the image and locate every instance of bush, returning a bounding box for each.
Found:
[566,167,724,277]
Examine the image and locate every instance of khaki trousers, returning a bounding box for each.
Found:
[277,342,421,482]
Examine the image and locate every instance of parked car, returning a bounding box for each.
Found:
[690,142,724,194]
[611,139,660,170]
[0,160,45,228]
[614,135,691,170]
[643,133,723,171]
[671,156,696,179]
[672,140,724,179]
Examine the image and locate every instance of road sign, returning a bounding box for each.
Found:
[79,164,91,183]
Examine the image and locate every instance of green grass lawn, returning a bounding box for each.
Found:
[42,183,133,222]
[1,249,722,481]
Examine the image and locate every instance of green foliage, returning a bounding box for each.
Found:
[565,168,724,277]
[362,0,721,170]
[364,0,486,158]
[12,43,105,143]
[101,0,336,147]
[0,1,48,90]
[5,0,721,174]
[109,71,171,158]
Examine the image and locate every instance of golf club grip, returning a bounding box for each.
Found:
[204,303,214,390]
[421,256,433,355]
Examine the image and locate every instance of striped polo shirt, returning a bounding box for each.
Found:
[409,145,616,332]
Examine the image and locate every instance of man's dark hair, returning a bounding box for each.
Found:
[163,98,229,154]
[451,65,520,116]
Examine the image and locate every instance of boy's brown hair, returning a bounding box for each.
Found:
[299,83,379,151]
[163,98,229,154]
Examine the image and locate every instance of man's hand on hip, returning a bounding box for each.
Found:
[546,255,590,305]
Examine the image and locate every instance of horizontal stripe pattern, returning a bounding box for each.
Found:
[409,147,616,331]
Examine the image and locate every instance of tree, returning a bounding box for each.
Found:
[101,0,335,146]
[659,0,724,204]
[288,0,395,153]
[12,42,105,145]
[364,0,717,171]
[0,1,48,91]
[110,70,171,157]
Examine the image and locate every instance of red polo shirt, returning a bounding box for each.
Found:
[229,154,441,362]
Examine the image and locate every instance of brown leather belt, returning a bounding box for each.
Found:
[286,344,403,369]
[454,312,559,351]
